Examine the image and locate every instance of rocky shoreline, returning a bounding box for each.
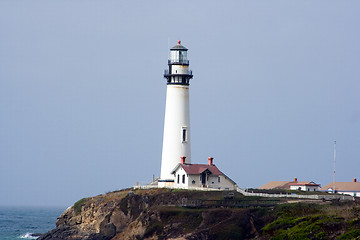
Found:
[38,188,360,240]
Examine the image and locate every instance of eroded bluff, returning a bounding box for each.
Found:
[39,188,271,240]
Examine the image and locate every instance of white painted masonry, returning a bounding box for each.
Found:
[160,41,192,181]
[160,84,191,180]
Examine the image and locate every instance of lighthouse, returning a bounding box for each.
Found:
[159,41,193,184]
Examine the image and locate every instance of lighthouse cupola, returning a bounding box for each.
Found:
[164,40,193,85]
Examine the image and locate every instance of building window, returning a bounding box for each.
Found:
[192,180,195,184]
[182,174,185,184]
[177,174,179,184]
[182,127,187,142]
[218,176,220,183]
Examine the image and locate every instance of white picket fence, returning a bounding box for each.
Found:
[235,186,354,201]
[133,184,354,201]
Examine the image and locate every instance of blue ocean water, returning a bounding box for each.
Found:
[0,206,65,240]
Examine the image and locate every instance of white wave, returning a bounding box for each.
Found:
[19,232,38,239]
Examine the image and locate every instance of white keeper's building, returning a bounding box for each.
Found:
[171,157,236,190]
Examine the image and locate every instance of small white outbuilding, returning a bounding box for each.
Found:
[321,178,360,197]
[170,157,236,190]
[289,182,320,192]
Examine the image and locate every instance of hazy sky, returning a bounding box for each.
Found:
[1,0,359,207]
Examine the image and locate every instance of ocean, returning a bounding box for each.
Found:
[0,206,65,240]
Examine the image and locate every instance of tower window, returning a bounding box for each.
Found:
[182,127,187,142]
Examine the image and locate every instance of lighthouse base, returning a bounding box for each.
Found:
[158,179,175,188]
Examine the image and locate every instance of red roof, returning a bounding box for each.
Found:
[289,183,320,187]
[174,163,223,175]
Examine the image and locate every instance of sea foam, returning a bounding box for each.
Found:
[19,232,38,239]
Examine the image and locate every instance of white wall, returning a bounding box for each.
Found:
[173,167,189,189]
[160,85,191,180]
[337,191,360,197]
[216,175,236,190]
[171,65,189,74]
[290,185,319,191]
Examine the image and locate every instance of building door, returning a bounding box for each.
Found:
[201,172,206,186]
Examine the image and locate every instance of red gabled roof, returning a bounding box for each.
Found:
[176,163,223,175]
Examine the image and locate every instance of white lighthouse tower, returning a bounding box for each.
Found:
[159,41,193,184]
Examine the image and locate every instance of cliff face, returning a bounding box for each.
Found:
[39,189,272,240]
[39,188,360,240]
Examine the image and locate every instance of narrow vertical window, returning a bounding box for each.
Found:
[218,176,221,183]
[182,127,187,142]
[182,174,185,184]
[177,174,180,184]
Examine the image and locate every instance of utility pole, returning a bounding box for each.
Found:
[333,140,336,193]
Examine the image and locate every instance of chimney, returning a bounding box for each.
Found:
[354,178,357,183]
[180,156,186,164]
[208,157,214,166]
[294,178,298,182]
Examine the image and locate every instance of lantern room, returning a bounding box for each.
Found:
[169,41,189,65]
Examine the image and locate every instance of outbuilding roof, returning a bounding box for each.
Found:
[259,181,290,189]
[259,181,320,189]
[321,182,360,192]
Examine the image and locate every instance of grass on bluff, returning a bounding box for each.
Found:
[74,198,88,214]
[338,229,360,239]
[143,206,203,238]
[158,206,203,230]
[262,214,343,240]
[143,220,163,238]
[262,201,360,239]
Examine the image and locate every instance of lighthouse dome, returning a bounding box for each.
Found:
[170,40,188,51]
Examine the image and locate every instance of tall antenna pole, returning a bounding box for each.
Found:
[333,140,336,193]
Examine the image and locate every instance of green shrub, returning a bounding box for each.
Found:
[274,203,321,217]
[210,223,245,240]
[338,229,360,240]
[144,220,163,238]
[74,198,88,215]
[263,214,342,240]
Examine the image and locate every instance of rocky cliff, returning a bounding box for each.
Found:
[39,188,360,240]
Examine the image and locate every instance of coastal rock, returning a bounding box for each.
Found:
[39,188,360,240]
[39,189,266,240]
